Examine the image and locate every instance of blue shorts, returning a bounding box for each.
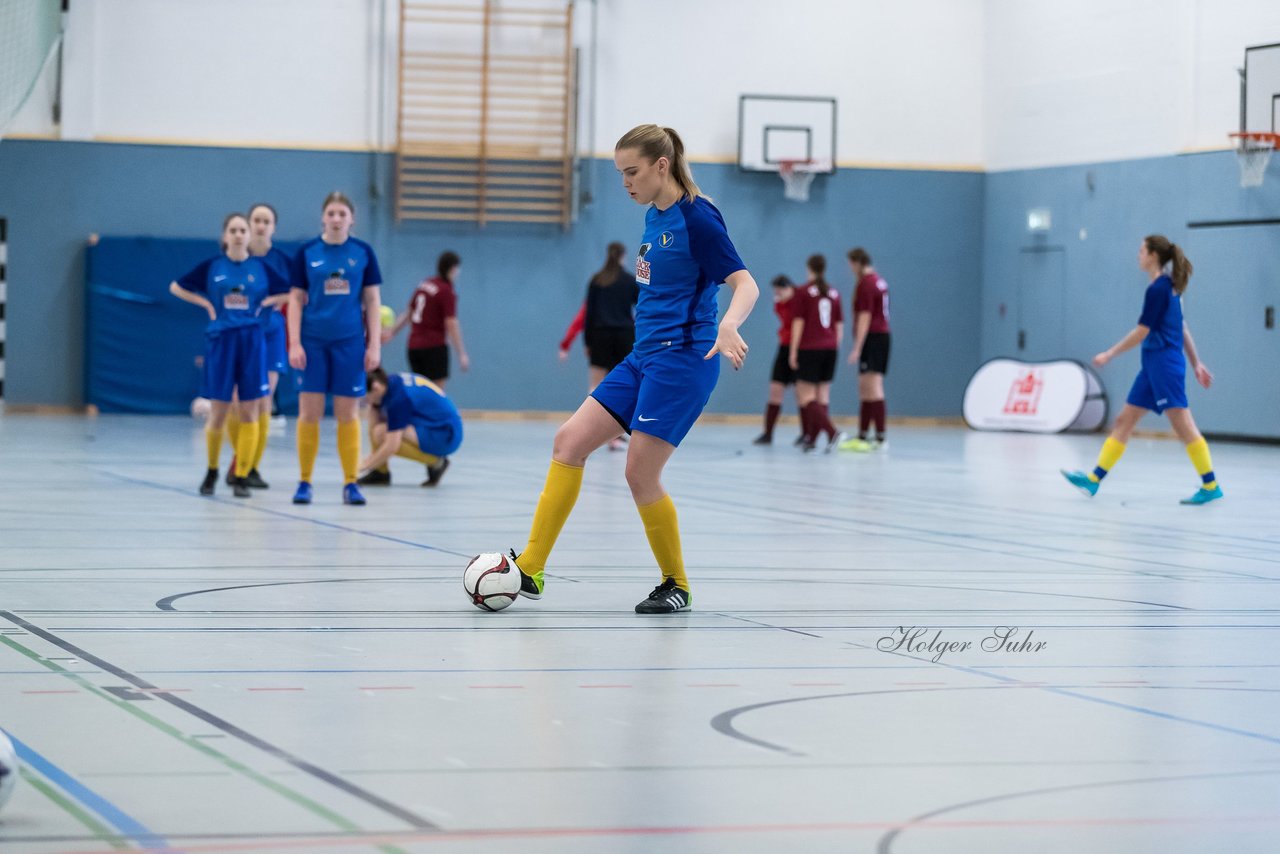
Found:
[410,417,464,457]
[1126,350,1187,414]
[264,313,287,375]
[299,334,366,398]
[591,347,719,447]
[204,325,269,403]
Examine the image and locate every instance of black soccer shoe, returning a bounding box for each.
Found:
[231,476,251,498]
[635,578,691,614]
[421,457,450,487]
[752,433,773,445]
[357,468,392,486]
[510,549,543,600]
[245,468,269,489]
[200,468,218,496]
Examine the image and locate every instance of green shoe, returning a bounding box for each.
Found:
[1061,469,1099,497]
[839,437,874,453]
[1180,485,1223,505]
[509,549,543,599]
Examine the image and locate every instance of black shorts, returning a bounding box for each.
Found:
[796,349,837,384]
[586,327,634,371]
[771,344,796,385]
[859,333,891,375]
[409,345,449,382]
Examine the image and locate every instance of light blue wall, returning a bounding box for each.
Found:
[0,139,985,416]
[981,152,1280,439]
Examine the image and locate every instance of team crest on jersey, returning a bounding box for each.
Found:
[636,242,652,286]
[348,258,357,267]
[247,274,255,283]
[325,271,351,295]
[659,231,674,248]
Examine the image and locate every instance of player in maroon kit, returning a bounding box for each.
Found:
[383,250,469,390]
[789,255,845,452]
[841,247,891,451]
[753,275,799,445]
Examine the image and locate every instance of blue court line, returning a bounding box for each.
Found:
[98,470,471,558]
[6,730,169,849]
[863,646,1280,748]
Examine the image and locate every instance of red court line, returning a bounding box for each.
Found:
[21,689,78,695]
[47,814,1280,854]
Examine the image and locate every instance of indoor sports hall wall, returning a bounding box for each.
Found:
[0,139,983,416]
[981,150,1280,440]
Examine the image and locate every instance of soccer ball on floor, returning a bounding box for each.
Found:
[463,552,521,612]
[0,730,18,814]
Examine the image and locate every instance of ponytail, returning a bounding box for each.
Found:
[1144,234,1193,296]
[591,241,627,287]
[615,123,703,203]
[806,253,828,291]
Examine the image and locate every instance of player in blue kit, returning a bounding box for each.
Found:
[170,213,290,497]
[287,192,383,506]
[1062,235,1222,504]
[224,202,292,489]
[358,368,461,487]
[504,124,759,614]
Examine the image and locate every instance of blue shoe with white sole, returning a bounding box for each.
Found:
[1061,469,1099,497]
[1180,485,1223,505]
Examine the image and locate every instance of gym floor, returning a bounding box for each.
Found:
[1,414,1278,853]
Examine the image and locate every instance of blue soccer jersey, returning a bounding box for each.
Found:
[290,236,382,342]
[177,255,291,334]
[1138,274,1183,352]
[632,196,745,354]
[382,372,460,432]
[255,246,293,333]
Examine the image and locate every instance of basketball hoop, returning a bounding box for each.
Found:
[778,159,821,202]
[1229,132,1278,188]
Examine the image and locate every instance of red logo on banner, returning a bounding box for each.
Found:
[1003,369,1044,415]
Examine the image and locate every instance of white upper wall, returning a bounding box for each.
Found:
[984,0,1280,171]
[11,0,985,167]
[10,0,1279,170]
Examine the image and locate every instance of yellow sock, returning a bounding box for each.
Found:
[518,460,584,579]
[251,412,270,471]
[234,419,258,478]
[637,494,688,592]
[367,421,390,473]
[205,427,224,470]
[337,419,361,485]
[225,410,241,451]
[1185,437,1218,491]
[1089,437,1126,483]
[297,420,320,483]
[395,439,440,467]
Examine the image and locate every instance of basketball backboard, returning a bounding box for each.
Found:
[738,94,836,174]
[1243,42,1280,133]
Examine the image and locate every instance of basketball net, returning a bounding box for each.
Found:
[1230,132,1278,188]
[779,160,818,202]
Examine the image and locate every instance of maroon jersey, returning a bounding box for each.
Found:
[791,282,842,350]
[407,276,457,349]
[853,272,890,334]
[774,297,795,346]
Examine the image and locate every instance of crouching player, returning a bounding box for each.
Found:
[358,368,462,487]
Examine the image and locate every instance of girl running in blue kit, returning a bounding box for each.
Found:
[1062,235,1222,505]
[503,124,760,614]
